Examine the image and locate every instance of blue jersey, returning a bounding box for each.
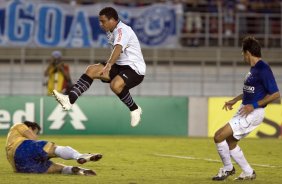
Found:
[242,60,279,106]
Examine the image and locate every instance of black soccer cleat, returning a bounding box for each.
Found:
[72,166,96,176]
[77,153,103,164]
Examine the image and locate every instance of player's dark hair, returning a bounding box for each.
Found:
[242,36,262,57]
[23,121,41,132]
[99,7,119,21]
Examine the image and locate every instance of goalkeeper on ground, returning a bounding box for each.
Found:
[6,121,102,175]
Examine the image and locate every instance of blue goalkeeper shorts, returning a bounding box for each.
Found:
[14,140,52,173]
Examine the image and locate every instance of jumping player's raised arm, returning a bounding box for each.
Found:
[102,44,122,76]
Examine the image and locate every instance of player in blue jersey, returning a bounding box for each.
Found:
[6,121,102,175]
[212,36,280,181]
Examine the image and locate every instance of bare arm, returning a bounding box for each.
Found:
[231,94,243,102]
[102,44,122,75]
[240,91,280,116]
[108,44,122,65]
[222,94,243,111]
[257,92,280,107]
[22,129,38,140]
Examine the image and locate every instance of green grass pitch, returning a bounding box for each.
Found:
[1,136,282,184]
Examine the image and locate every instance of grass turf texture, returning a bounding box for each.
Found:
[1,136,282,184]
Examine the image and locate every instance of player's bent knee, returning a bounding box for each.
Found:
[44,142,57,157]
[85,64,103,78]
[110,82,124,94]
[214,131,223,143]
[110,84,121,94]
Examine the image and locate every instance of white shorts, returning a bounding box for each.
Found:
[229,104,265,140]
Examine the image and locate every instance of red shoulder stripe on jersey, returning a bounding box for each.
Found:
[117,28,122,42]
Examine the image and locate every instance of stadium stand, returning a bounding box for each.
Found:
[0,47,281,96]
[0,0,281,96]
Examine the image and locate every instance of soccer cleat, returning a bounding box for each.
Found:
[77,153,103,164]
[212,167,236,181]
[130,106,142,127]
[72,166,96,176]
[52,89,72,110]
[234,170,256,180]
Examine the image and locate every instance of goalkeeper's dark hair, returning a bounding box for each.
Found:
[99,7,119,21]
[242,36,262,57]
[23,121,41,132]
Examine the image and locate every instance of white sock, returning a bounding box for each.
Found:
[216,140,233,171]
[230,145,253,174]
[54,146,82,160]
[61,166,73,174]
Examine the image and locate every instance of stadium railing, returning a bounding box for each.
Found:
[181,12,282,48]
[0,47,281,96]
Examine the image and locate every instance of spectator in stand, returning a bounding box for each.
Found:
[184,0,204,46]
[207,0,219,34]
[269,0,281,47]
[248,0,265,35]
[235,0,248,35]
[172,0,185,38]
[222,0,235,46]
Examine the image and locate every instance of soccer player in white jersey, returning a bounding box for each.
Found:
[53,7,146,127]
[212,36,280,181]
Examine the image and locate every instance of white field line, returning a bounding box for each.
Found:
[154,153,282,168]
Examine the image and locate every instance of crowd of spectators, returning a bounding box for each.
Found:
[180,0,281,47]
[61,0,281,11]
[57,0,282,47]
[179,0,281,46]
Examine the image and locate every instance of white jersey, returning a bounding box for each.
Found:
[107,21,146,75]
